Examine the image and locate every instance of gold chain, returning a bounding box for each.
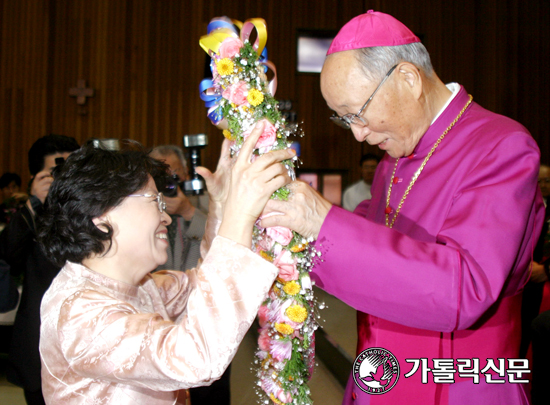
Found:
[385,94,473,228]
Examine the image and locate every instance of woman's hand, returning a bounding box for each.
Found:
[217,121,295,247]
[195,138,233,221]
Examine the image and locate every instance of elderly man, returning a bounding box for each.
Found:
[149,145,208,272]
[262,11,543,405]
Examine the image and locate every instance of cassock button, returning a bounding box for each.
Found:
[408,153,415,159]
[385,206,392,214]
[352,392,357,400]
[393,177,399,184]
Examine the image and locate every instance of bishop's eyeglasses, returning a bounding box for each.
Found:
[330,64,398,130]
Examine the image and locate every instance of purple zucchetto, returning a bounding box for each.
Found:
[327,10,420,55]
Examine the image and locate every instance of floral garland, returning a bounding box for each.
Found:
[199,17,320,405]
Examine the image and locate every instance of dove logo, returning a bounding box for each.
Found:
[352,347,400,395]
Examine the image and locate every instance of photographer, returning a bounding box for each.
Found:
[0,134,79,405]
[149,145,209,272]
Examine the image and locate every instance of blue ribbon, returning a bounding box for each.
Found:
[259,47,268,73]
[199,79,223,125]
[207,19,237,35]
[208,107,224,124]
[199,79,220,107]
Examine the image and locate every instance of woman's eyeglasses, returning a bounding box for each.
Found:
[127,192,166,213]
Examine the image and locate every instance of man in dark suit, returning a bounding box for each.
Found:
[520,165,550,359]
[528,164,550,404]
[0,134,79,405]
[0,259,19,313]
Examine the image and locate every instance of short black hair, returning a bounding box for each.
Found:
[28,134,80,176]
[0,172,22,189]
[360,153,381,166]
[38,140,169,267]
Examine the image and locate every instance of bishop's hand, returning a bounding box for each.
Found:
[260,180,332,240]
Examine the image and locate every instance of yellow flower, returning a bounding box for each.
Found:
[222,129,234,140]
[259,250,273,262]
[216,58,234,76]
[275,322,294,335]
[247,88,264,106]
[290,242,308,252]
[286,304,307,323]
[283,281,300,296]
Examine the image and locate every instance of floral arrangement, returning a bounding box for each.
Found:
[199,17,321,405]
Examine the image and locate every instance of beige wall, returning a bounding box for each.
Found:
[1,0,549,190]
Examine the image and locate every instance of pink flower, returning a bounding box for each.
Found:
[268,299,284,323]
[219,37,243,58]
[266,225,293,246]
[257,235,275,252]
[258,328,272,352]
[277,389,293,403]
[258,304,269,327]
[273,250,298,281]
[269,289,279,301]
[269,339,293,362]
[243,119,277,152]
[268,299,294,326]
[261,377,278,395]
[222,81,248,105]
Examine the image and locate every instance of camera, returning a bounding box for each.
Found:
[163,174,181,198]
[163,134,208,197]
[54,157,66,167]
[182,134,208,196]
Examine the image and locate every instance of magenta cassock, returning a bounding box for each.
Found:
[312,86,544,405]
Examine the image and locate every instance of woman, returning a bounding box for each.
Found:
[37,123,294,404]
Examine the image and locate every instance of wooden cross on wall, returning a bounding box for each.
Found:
[69,79,94,105]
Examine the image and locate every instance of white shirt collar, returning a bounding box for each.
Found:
[430,83,460,125]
